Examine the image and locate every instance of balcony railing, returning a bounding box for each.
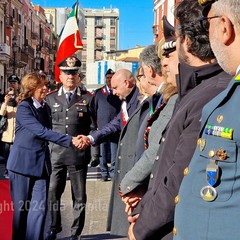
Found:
[31,32,39,40]
[0,43,11,56]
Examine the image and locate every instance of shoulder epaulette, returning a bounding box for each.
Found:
[47,89,58,96]
[84,90,95,96]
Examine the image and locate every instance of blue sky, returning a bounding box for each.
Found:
[31,0,154,50]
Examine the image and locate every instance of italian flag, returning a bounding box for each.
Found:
[55,1,83,82]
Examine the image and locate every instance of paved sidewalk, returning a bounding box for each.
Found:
[46,180,128,240]
[0,162,128,240]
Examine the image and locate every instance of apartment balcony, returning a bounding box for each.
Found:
[5,15,13,28]
[26,45,35,58]
[18,50,28,68]
[0,43,11,64]
[31,32,39,41]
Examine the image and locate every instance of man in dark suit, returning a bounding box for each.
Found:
[128,1,232,239]
[80,69,140,147]
[45,56,97,240]
[108,44,166,237]
[94,68,121,181]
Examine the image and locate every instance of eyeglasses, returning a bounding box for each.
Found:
[199,15,221,29]
[136,74,145,81]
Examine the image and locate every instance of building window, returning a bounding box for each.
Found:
[110,17,116,26]
[95,17,103,26]
[110,27,115,38]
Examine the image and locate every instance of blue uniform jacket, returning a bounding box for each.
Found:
[7,99,72,177]
[174,73,240,240]
[94,85,121,142]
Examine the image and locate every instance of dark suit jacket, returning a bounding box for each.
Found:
[7,98,72,177]
[91,86,140,145]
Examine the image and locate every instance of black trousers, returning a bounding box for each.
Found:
[48,164,88,236]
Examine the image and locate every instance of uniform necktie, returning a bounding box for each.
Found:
[121,100,129,127]
[66,92,72,103]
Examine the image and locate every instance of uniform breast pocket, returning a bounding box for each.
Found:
[76,105,88,118]
[191,138,237,202]
[52,105,63,121]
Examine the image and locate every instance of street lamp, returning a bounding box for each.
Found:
[12,36,18,75]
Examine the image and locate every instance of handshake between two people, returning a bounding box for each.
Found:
[72,135,91,150]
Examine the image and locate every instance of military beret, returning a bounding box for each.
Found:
[161,16,176,56]
[105,68,115,76]
[58,56,81,71]
[198,0,218,16]
[8,74,20,83]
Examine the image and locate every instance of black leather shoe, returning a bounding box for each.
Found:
[101,177,108,182]
[45,227,62,240]
[69,235,81,240]
[90,159,100,167]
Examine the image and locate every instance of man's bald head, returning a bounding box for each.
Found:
[111,69,136,100]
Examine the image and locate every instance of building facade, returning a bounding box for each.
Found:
[82,8,119,79]
[0,0,57,93]
[153,0,180,43]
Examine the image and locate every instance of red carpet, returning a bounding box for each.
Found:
[0,180,13,240]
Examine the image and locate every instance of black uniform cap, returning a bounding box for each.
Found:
[8,74,20,83]
[162,16,176,56]
[105,68,115,76]
[58,56,81,71]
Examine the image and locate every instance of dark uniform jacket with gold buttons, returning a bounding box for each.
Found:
[132,63,232,240]
[174,72,240,240]
[46,87,97,166]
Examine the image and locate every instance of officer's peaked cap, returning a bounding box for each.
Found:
[162,16,176,56]
[58,56,81,71]
[105,68,115,76]
[8,74,20,83]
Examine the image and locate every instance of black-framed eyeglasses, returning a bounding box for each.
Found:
[136,74,145,81]
[199,15,221,29]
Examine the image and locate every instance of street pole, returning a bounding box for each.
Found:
[12,36,18,75]
[13,51,16,75]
